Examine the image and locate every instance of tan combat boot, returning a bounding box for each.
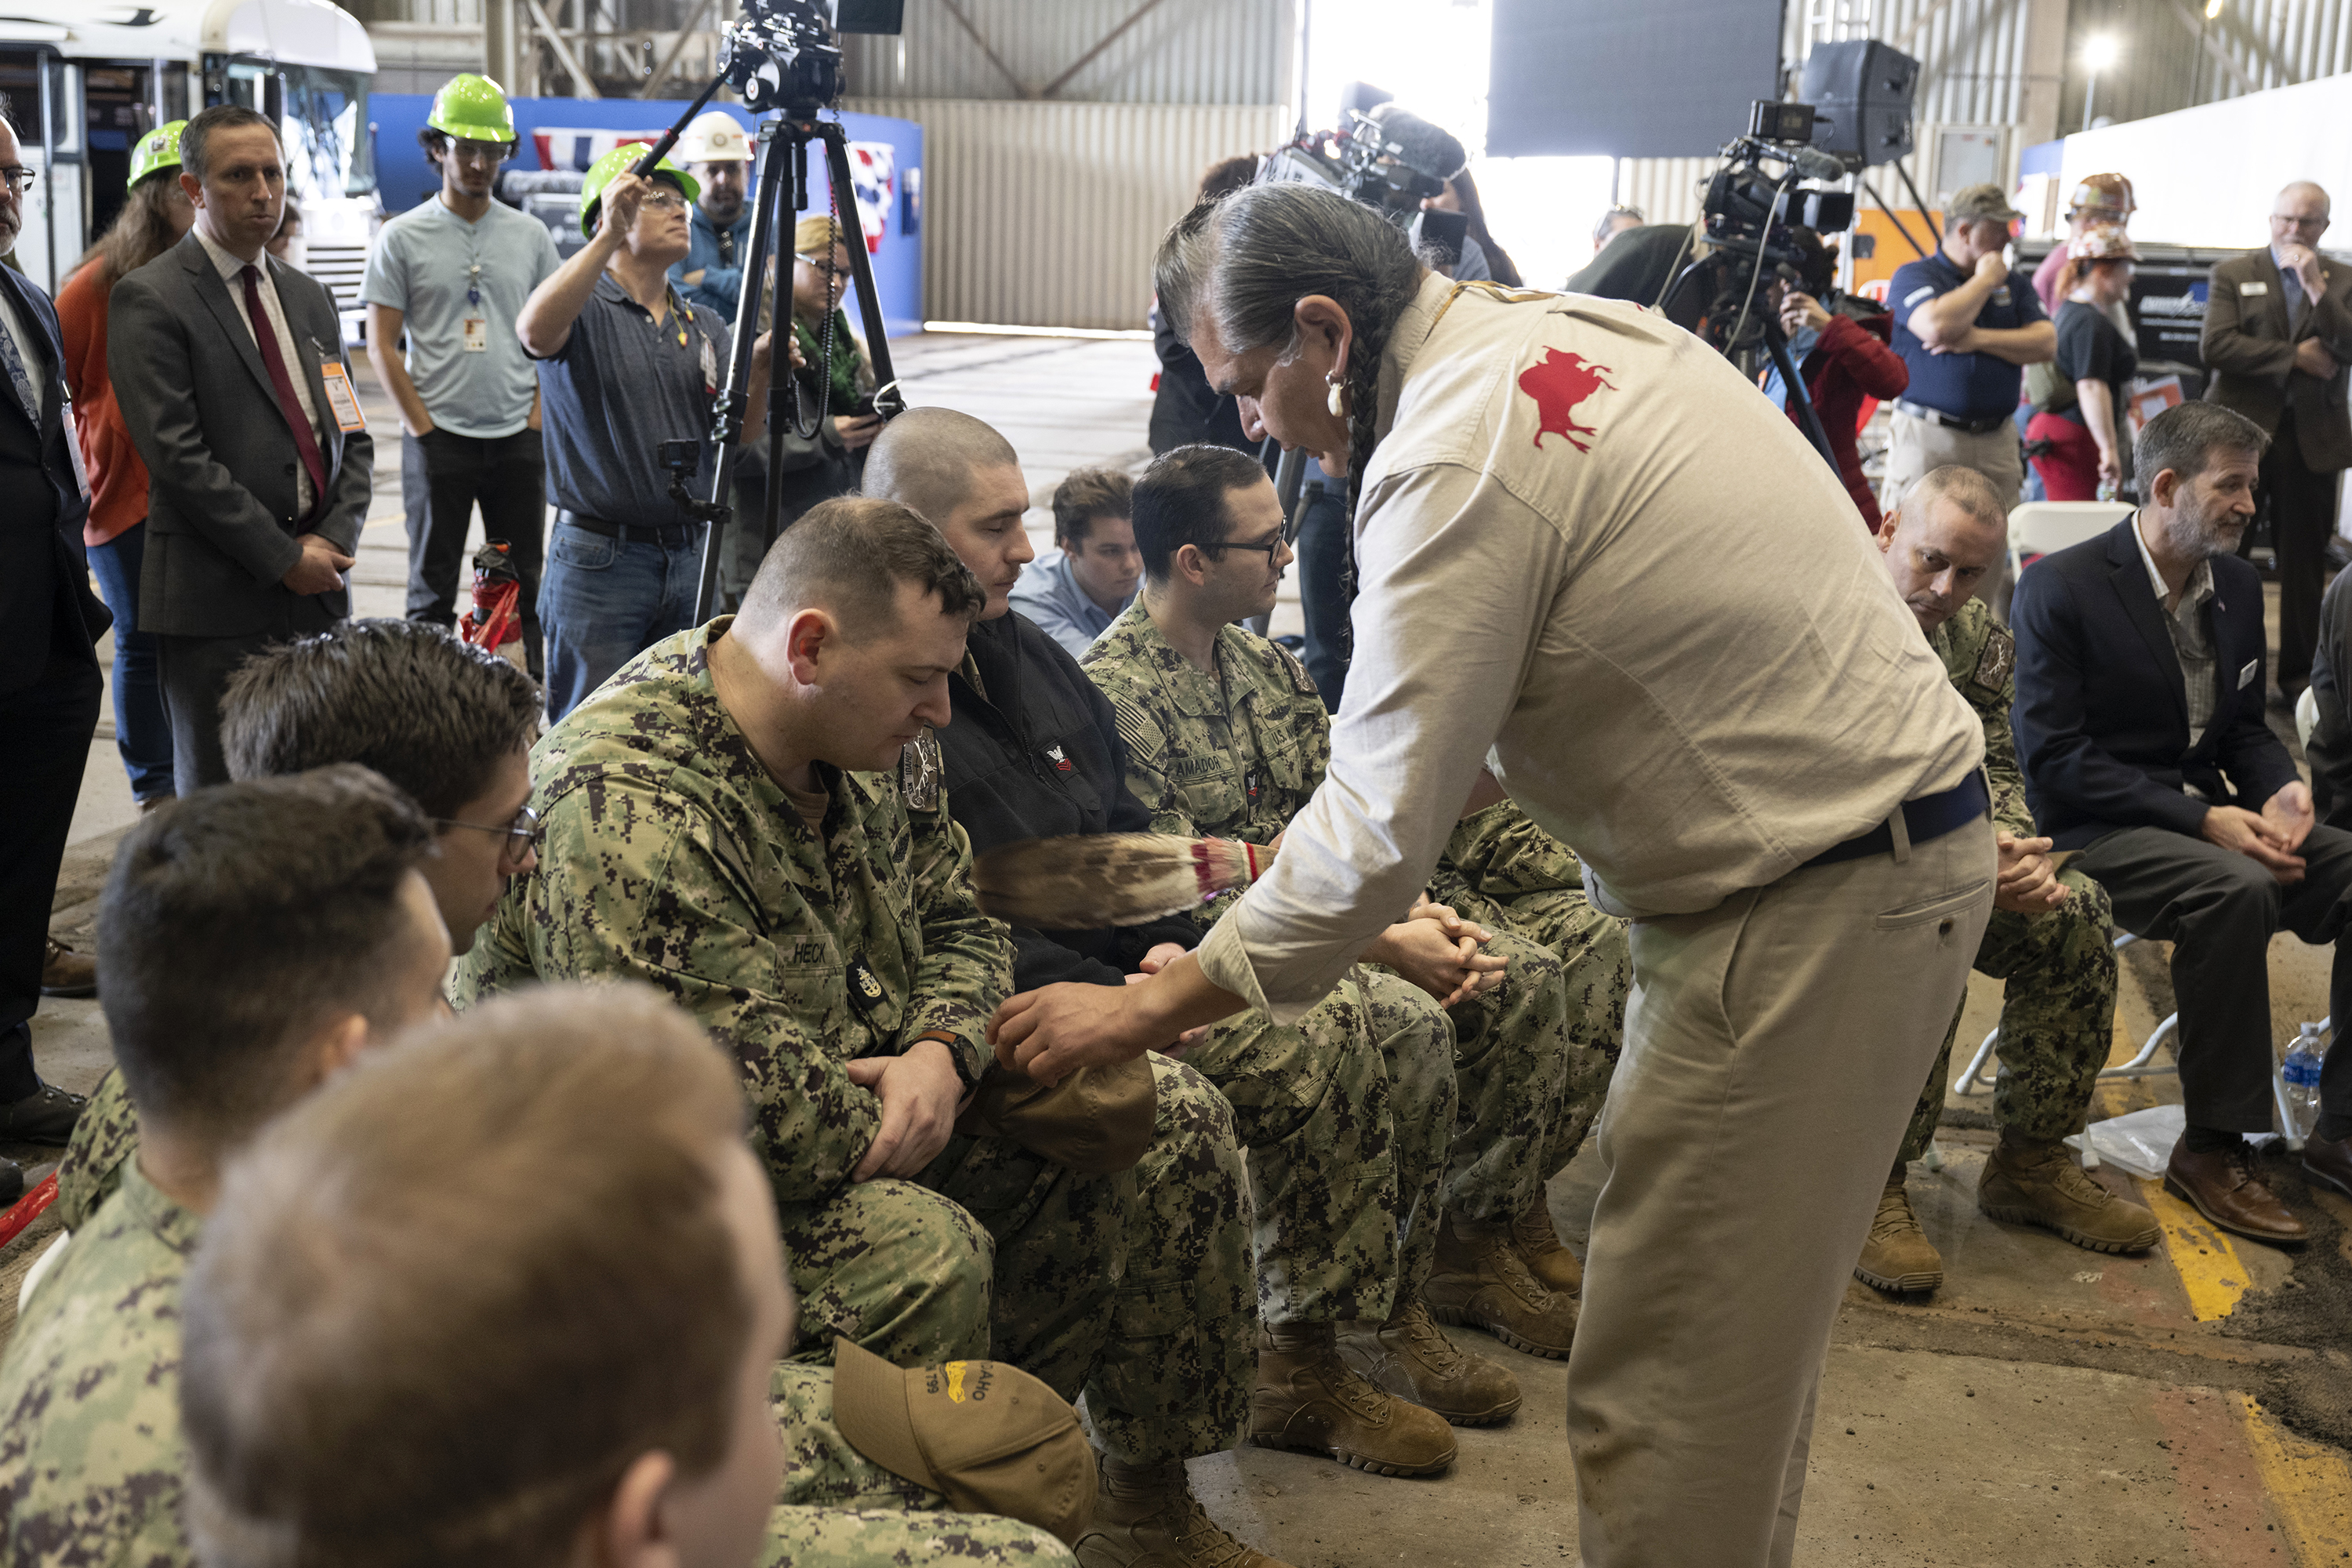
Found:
[1509,1194,1584,1298]
[1853,1174,1943,1294]
[1075,1456,1296,1568]
[1338,1298,1523,1426]
[1249,1321,1457,1475]
[1979,1131,2162,1252]
[1423,1210,1579,1359]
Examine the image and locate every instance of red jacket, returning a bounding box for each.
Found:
[1783,310,1907,529]
[56,263,149,548]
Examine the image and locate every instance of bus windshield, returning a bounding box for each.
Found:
[281,64,375,199]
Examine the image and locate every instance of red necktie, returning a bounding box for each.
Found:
[241,263,329,525]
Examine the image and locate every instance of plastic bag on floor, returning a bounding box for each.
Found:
[2063,1104,2275,1179]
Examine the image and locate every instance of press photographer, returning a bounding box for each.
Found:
[1758,227,1908,528]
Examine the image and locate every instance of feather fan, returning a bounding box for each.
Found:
[971,834,1275,929]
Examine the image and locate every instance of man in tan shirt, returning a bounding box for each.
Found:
[993,183,1994,1567]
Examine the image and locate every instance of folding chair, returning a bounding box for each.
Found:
[2008,500,2133,583]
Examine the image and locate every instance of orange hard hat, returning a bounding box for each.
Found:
[2070,172,2136,217]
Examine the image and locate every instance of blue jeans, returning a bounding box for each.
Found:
[1294,477,1352,713]
[539,517,705,722]
[85,521,176,802]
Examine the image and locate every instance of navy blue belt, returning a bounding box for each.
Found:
[556,508,695,548]
[1805,771,1990,868]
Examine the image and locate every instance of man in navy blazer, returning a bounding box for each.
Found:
[0,109,103,1201]
[2013,401,2352,1240]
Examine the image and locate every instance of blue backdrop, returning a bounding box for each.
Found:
[368,93,924,339]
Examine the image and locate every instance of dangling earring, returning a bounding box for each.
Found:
[1326,374,1347,417]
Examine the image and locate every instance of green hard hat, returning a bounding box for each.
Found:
[577,143,699,238]
[129,120,187,190]
[427,72,517,145]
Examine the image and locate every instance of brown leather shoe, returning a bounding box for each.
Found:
[39,936,96,999]
[1249,1322,1457,1476]
[2163,1138,2307,1246]
[1509,1194,1584,1297]
[1338,1300,1522,1426]
[2303,1130,2352,1200]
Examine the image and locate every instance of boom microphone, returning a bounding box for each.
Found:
[1363,102,1468,182]
[1784,144,1849,184]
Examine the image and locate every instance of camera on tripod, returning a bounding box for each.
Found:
[715,0,844,118]
[1255,87,1474,267]
[1700,102,1857,274]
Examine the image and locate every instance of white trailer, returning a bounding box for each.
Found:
[2,0,377,322]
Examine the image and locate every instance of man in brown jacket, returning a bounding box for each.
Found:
[2201,180,2352,706]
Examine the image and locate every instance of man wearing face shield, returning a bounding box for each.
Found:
[989,181,1995,1567]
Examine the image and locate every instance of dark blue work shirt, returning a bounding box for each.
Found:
[532,274,724,527]
[1889,252,2047,419]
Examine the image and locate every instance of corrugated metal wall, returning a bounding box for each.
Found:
[840,0,1290,103]
[843,97,1287,328]
[2058,0,2352,129]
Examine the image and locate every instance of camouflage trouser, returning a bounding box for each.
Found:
[1359,971,1460,1305]
[1182,967,1452,1325]
[778,1058,1250,1468]
[1489,890,1633,1181]
[762,1506,1075,1566]
[52,1067,136,1232]
[1897,867,2118,1163]
[1436,930,1576,1230]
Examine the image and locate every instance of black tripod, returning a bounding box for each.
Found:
[629,80,906,622]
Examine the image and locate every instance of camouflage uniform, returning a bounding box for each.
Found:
[452,622,1247,1467]
[1896,600,2118,1163]
[53,1064,136,1231]
[1085,602,1577,1298]
[1432,800,1632,1178]
[761,1508,1076,1566]
[0,1163,194,1564]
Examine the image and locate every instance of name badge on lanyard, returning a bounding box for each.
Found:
[310,339,368,434]
[463,263,487,351]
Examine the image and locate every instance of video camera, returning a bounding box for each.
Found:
[1257,85,1474,267]
[1700,102,1857,271]
[716,0,844,117]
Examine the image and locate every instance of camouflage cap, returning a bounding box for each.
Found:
[1946,182,2025,226]
[831,1339,1098,1546]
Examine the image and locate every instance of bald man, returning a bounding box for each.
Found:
[2203,181,2352,704]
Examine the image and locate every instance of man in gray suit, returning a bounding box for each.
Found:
[2201,180,2352,707]
[111,104,373,793]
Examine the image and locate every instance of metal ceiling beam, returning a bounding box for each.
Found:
[524,0,598,97]
[937,0,1030,97]
[640,0,717,98]
[2163,0,2261,96]
[1040,0,1174,100]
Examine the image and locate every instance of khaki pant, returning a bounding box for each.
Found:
[1566,815,1994,1568]
[1882,410,2027,617]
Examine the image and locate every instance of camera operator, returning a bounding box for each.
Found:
[1885,184,2053,538]
[1421,169,1519,287]
[517,147,778,720]
[994,181,1991,1568]
[1759,228,1908,528]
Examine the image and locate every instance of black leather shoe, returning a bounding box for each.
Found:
[2304,1131,2352,1200]
[0,1082,87,1147]
[0,1156,21,1207]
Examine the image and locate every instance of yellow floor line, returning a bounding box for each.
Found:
[2136,1176,2251,1322]
[2237,1394,2352,1563]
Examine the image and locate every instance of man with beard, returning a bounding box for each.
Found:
[2013,401,2352,1240]
[365,74,559,677]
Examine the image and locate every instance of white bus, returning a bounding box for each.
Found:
[2,0,377,322]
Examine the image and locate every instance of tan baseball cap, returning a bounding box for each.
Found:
[1946,182,2025,226]
[832,1338,1098,1546]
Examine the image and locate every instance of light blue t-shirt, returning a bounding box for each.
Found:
[361,197,560,439]
[1008,548,1134,658]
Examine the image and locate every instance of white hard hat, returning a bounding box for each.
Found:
[678,110,752,164]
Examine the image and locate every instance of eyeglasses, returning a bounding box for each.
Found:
[643,190,689,212]
[0,167,36,194]
[1200,532,1286,565]
[448,139,510,165]
[435,804,540,867]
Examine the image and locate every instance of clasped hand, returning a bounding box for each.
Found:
[2202,782,2314,885]
[844,1037,964,1182]
[281,533,354,595]
[1367,895,1508,1008]
[1994,829,2067,914]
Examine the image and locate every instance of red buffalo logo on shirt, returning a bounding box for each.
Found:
[1519,349,1617,453]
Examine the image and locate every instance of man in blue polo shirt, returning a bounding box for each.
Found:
[1885,183,2055,557]
[516,147,777,720]
[364,74,561,678]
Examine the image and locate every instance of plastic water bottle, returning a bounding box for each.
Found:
[2282,1025,2325,1141]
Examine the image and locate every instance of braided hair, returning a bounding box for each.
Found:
[1154,183,1426,515]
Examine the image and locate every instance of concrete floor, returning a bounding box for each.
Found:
[9,332,2351,1565]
